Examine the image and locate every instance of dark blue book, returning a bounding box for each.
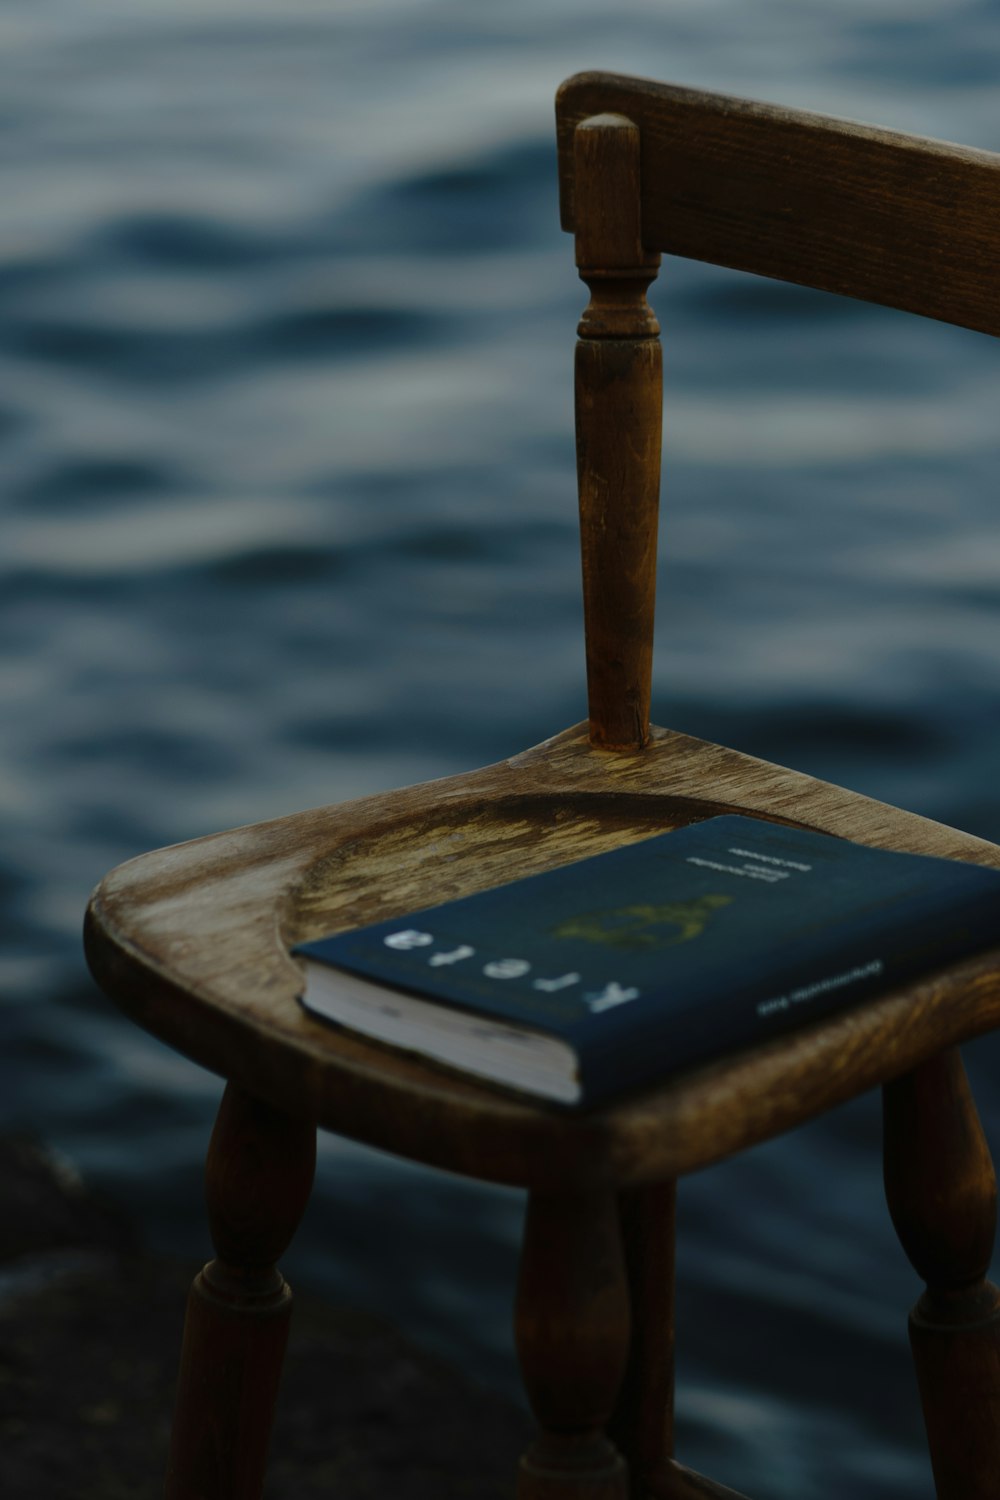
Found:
[293,815,1000,1108]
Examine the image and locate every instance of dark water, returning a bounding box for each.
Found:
[4,4,1000,1494]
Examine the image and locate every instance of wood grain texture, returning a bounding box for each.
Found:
[516,1189,630,1500]
[574,115,661,752]
[575,337,661,748]
[906,1287,1000,1500]
[884,1048,996,1290]
[85,721,1000,1192]
[165,1084,316,1500]
[556,72,1000,335]
[609,1183,675,1498]
[883,1051,1000,1499]
[573,114,660,339]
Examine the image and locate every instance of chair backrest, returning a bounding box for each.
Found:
[556,71,1000,333]
[555,73,1000,754]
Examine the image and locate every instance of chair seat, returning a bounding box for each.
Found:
[85,721,1000,1192]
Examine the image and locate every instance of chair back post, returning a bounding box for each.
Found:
[572,114,662,751]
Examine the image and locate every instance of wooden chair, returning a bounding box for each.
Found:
[85,73,1000,1500]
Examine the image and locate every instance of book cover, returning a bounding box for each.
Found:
[293,815,1000,1107]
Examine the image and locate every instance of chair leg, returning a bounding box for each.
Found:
[609,1183,676,1498]
[515,1188,632,1500]
[165,1081,317,1500]
[607,1186,754,1500]
[883,1046,1000,1500]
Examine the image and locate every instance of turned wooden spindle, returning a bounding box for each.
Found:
[166,1082,317,1500]
[515,1189,632,1500]
[609,1183,676,1498]
[573,113,662,752]
[883,1046,1000,1499]
[608,1187,753,1500]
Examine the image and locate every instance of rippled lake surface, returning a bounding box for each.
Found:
[4,3,1000,1493]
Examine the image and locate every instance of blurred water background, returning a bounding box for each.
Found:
[3,2,1000,1494]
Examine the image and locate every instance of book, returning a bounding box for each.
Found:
[293,815,1000,1109]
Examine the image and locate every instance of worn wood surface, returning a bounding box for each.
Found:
[165,1084,316,1500]
[557,72,1000,336]
[883,1049,1000,1499]
[574,115,661,750]
[85,721,1000,1192]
